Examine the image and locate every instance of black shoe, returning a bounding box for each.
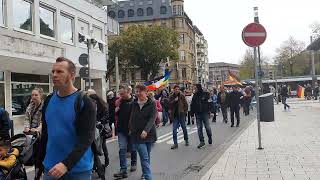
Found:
[208,138,212,145]
[185,141,189,146]
[197,142,205,149]
[113,171,128,178]
[105,158,110,168]
[171,144,178,149]
[130,164,137,172]
[231,124,234,127]
[187,123,190,125]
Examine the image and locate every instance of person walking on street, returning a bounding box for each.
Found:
[159,88,170,126]
[243,86,252,116]
[129,85,157,180]
[280,85,290,111]
[147,92,162,128]
[169,85,189,150]
[185,90,194,125]
[87,90,111,173]
[211,89,218,122]
[217,86,228,123]
[24,87,44,180]
[0,108,10,141]
[39,57,96,180]
[227,86,243,127]
[191,84,213,149]
[113,85,137,179]
[107,91,118,132]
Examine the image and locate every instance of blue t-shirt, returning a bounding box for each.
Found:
[43,91,93,173]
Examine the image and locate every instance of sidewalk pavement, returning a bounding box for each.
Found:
[201,102,320,180]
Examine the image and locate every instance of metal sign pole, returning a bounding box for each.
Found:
[87,40,92,89]
[253,6,263,150]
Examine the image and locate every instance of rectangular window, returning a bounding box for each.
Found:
[13,0,33,32]
[0,71,3,81]
[92,26,103,52]
[182,68,187,78]
[180,51,185,61]
[122,71,126,82]
[39,5,55,38]
[173,5,176,15]
[78,19,89,36]
[179,34,184,44]
[178,5,182,15]
[0,0,4,26]
[60,14,73,44]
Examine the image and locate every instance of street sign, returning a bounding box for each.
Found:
[79,67,89,78]
[242,23,267,47]
[79,53,88,66]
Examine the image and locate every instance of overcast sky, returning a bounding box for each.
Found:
[185,0,320,64]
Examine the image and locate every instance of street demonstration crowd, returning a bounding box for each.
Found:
[0,57,260,180]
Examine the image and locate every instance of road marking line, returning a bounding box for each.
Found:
[106,137,118,144]
[156,131,183,144]
[166,130,198,145]
[157,127,190,140]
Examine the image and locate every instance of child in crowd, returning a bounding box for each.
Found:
[0,140,19,179]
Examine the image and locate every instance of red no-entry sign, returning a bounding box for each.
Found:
[242,23,267,47]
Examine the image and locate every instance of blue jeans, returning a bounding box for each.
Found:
[44,169,92,180]
[132,143,154,180]
[172,115,188,145]
[118,132,137,171]
[195,112,212,143]
[162,108,169,125]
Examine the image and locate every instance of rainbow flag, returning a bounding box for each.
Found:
[297,85,305,98]
[144,71,171,91]
[223,70,242,86]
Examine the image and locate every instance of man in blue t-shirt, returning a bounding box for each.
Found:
[38,57,96,180]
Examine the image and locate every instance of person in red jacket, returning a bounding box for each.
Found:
[148,92,162,127]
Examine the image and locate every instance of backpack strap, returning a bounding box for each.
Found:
[74,90,87,121]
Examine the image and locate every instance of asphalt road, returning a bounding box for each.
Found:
[26,110,255,180]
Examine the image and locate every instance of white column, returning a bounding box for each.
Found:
[6,0,13,28]
[101,76,107,101]
[34,0,40,37]
[49,74,54,93]
[4,71,12,117]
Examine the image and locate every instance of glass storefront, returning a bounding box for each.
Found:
[11,73,49,115]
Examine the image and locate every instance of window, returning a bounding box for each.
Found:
[180,51,185,61]
[137,8,144,16]
[78,19,89,36]
[0,0,5,26]
[178,19,184,28]
[39,5,55,38]
[182,68,187,78]
[160,6,167,14]
[178,5,183,15]
[13,0,33,32]
[131,71,135,81]
[122,71,126,82]
[108,11,116,18]
[92,26,103,52]
[60,14,73,44]
[147,0,152,5]
[179,34,184,44]
[146,7,153,16]
[128,9,134,17]
[118,10,125,18]
[11,73,49,115]
[173,5,176,15]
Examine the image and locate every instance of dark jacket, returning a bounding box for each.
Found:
[38,92,96,171]
[168,93,188,118]
[280,87,288,97]
[191,91,211,113]
[0,108,10,141]
[227,90,243,108]
[107,97,117,124]
[129,98,157,144]
[117,97,134,135]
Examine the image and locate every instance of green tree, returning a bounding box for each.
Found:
[274,36,306,76]
[108,25,179,80]
[239,49,269,79]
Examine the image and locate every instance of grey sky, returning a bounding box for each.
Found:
[185,0,320,64]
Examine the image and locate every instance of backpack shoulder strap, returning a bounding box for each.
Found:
[74,90,87,121]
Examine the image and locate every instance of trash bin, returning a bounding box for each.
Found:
[259,93,275,122]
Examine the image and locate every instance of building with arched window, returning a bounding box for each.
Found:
[118,10,125,18]
[128,9,135,17]
[107,0,209,88]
